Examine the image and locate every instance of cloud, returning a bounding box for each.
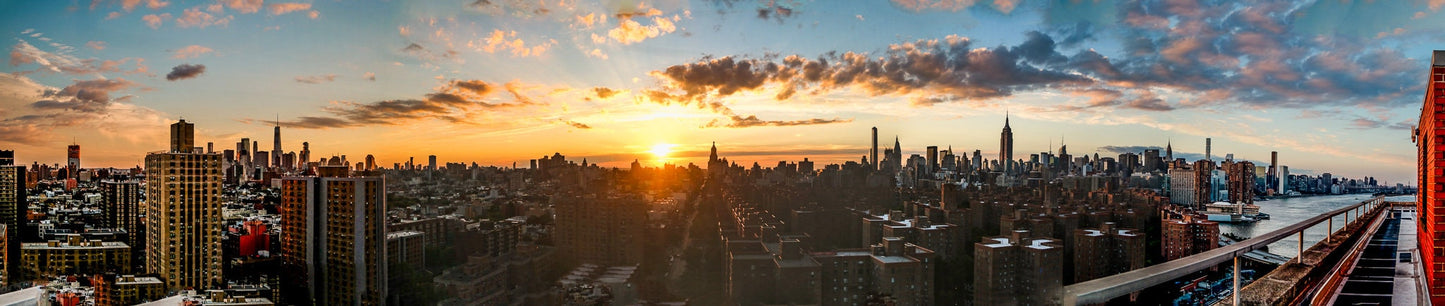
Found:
[399,43,461,63]
[32,78,141,112]
[85,41,107,50]
[607,16,677,44]
[220,0,263,14]
[593,87,623,99]
[755,1,799,22]
[478,29,555,57]
[176,7,232,28]
[165,64,205,81]
[468,0,572,18]
[308,10,319,19]
[451,80,495,96]
[890,0,978,12]
[1351,117,1416,131]
[267,3,311,15]
[0,74,169,147]
[277,116,357,129]
[142,13,169,29]
[9,40,148,76]
[363,72,376,81]
[992,0,1018,14]
[646,33,1089,110]
[558,119,591,129]
[172,45,213,59]
[279,79,544,129]
[295,74,339,84]
[705,115,852,128]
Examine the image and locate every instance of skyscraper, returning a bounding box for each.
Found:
[926,146,938,174]
[1165,140,1173,162]
[144,119,223,290]
[0,150,24,284]
[67,144,80,176]
[273,121,283,170]
[871,127,878,171]
[100,179,144,272]
[1205,138,1212,161]
[280,161,387,305]
[1000,114,1013,171]
[894,137,903,171]
[300,142,310,169]
[427,155,437,171]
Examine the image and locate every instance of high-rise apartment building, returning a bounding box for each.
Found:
[1161,216,1219,261]
[0,150,23,285]
[279,162,387,305]
[100,180,143,271]
[1224,161,1255,204]
[1073,223,1145,284]
[144,119,223,290]
[1415,49,1445,303]
[974,230,1062,306]
[554,194,645,266]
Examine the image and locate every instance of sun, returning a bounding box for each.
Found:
[649,143,675,158]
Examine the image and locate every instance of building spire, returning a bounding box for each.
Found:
[1004,109,1010,128]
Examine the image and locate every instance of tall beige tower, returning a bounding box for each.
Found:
[145,119,223,290]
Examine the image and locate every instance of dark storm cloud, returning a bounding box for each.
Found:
[165,63,205,81]
[647,33,1091,108]
[1051,21,1096,48]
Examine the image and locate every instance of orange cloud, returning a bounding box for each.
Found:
[172,45,213,59]
[221,0,263,14]
[176,7,232,28]
[267,3,312,15]
[141,13,169,29]
[606,16,676,44]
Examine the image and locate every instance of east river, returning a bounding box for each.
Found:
[1218,194,1414,258]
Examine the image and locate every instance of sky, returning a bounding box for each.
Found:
[0,0,1441,184]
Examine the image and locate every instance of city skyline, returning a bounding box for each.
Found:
[2,1,1438,184]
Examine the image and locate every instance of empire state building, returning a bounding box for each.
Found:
[1000,114,1013,171]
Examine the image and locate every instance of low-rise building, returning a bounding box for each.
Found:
[20,236,130,278]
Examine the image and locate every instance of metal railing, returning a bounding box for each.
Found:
[1060,196,1390,305]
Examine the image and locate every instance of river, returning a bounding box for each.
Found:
[1217,194,1415,259]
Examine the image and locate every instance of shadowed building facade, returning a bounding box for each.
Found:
[280,161,388,305]
[974,230,1062,306]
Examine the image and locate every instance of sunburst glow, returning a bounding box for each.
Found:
[650,143,676,158]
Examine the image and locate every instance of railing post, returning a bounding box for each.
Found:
[1297,231,1304,262]
[1327,217,1333,243]
[1234,255,1241,306]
